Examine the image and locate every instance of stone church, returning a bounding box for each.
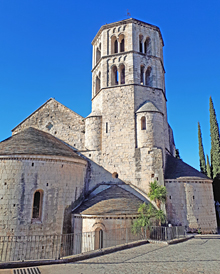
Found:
[0,18,217,243]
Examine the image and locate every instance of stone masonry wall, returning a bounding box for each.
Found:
[165,180,217,233]
[0,155,87,236]
[12,98,85,150]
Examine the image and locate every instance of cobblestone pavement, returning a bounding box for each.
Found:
[37,238,220,274]
[1,238,219,274]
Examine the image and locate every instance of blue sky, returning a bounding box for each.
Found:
[0,0,220,170]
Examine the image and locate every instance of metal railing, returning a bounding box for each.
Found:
[0,226,185,262]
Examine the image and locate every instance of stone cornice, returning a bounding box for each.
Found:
[0,154,87,166]
[73,213,138,220]
[165,179,213,184]
[92,18,164,46]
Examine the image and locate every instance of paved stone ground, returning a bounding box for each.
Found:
[38,238,220,274]
[1,238,219,274]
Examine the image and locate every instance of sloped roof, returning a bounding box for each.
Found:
[165,154,210,180]
[0,127,83,159]
[136,101,162,114]
[73,185,145,215]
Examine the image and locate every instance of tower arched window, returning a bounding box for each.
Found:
[96,47,101,64]
[144,37,151,55]
[96,74,101,94]
[140,65,145,85]
[32,190,43,220]
[111,66,118,85]
[120,39,124,52]
[141,116,146,130]
[145,67,152,87]
[139,35,143,53]
[119,64,125,84]
[114,39,118,53]
[119,34,125,53]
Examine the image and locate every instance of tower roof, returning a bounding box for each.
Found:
[0,127,83,159]
[92,18,164,46]
[136,101,162,114]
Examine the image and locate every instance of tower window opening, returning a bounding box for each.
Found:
[106,122,108,133]
[114,39,118,53]
[119,64,125,84]
[141,116,146,130]
[140,66,145,85]
[120,38,124,52]
[111,66,118,85]
[139,35,143,53]
[96,47,101,64]
[95,74,101,94]
[144,37,151,55]
[32,190,43,220]
[145,67,152,87]
[119,34,125,53]
[111,36,118,54]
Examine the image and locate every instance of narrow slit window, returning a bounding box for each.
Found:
[140,66,144,85]
[32,190,43,220]
[106,122,108,133]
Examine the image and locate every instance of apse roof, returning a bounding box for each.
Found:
[73,185,145,215]
[0,127,83,159]
[165,154,210,180]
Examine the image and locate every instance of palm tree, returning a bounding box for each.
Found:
[148,181,167,209]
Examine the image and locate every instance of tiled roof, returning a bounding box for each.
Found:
[73,185,145,215]
[0,127,83,159]
[165,154,209,180]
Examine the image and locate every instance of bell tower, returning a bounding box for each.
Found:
[85,18,175,194]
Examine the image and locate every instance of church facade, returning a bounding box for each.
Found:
[0,18,217,245]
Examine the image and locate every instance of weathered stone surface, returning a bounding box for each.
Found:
[12,98,85,151]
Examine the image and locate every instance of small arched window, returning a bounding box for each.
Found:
[145,67,152,86]
[32,190,43,220]
[111,66,118,85]
[140,66,145,85]
[139,35,143,53]
[144,37,151,55]
[141,116,146,130]
[119,64,125,84]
